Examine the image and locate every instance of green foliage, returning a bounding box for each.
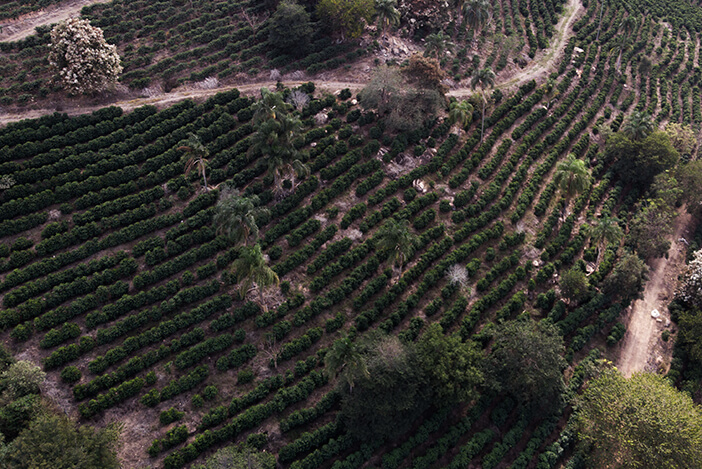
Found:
[607,131,679,187]
[317,0,375,39]
[627,199,675,259]
[339,334,427,442]
[269,1,313,56]
[486,319,566,413]
[0,361,45,399]
[576,369,702,468]
[415,323,484,404]
[60,366,81,384]
[559,267,589,303]
[602,252,648,301]
[190,444,275,469]
[4,414,121,469]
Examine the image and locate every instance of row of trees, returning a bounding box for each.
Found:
[325,318,567,442]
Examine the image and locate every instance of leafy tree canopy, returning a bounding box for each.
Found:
[268,0,313,56]
[3,414,121,469]
[415,323,484,404]
[576,368,702,469]
[486,318,567,413]
[316,0,375,40]
[607,130,679,187]
[49,18,122,95]
[602,252,649,301]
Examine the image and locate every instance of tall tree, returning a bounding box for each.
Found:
[48,18,122,95]
[231,244,279,308]
[627,199,675,259]
[470,67,495,142]
[602,252,648,301]
[252,88,288,125]
[268,0,313,56]
[212,190,270,246]
[339,335,427,442]
[249,110,309,191]
[179,133,209,192]
[622,110,654,141]
[576,368,702,469]
[553,154,590,217]
[424,31,454,59]
[463,0,491,41]
[486,318,567,413]
[559,267,589,303]
[374,218,418,276]
[589,215,623,265]
[415,323,484,404]
[4,414,121,469]
[316,0,375,40]
[375,0,400,34]
[324,336,369,394]
[448,99,474,134]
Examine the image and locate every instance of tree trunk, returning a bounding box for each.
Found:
[200,157,208,191]
[481,96,486,143]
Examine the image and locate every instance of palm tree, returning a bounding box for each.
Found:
[609,34,634,73]
[463,0,491,43]
[249,113,309,193]
[375,0,400,35]
[374,218,418,276]
[470,67,496,143]
[231,244,279,309]
[589,215,623,265]
[424,31,454,59]
[179,133,209,192]
[448,99,474,134]
[252,87,287,125]
[324,335,369,394]
[622,111,654,141]
[553,154,590,218]
[212,190,270,246]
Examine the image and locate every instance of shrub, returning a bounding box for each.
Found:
[60,366,81,383]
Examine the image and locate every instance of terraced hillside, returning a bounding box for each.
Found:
[2,0,702,468]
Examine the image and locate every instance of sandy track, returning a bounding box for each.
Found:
[0,0,107,43]
[0,1,585,125]
[495,0,583,92]
[617,210,692,377]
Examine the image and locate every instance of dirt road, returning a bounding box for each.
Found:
[494,0,583,92]
[0,0,585,125]
[617,210,692,377]
[0,0,107,43]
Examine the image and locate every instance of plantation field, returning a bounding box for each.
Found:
[0,0,573,108]
[2,0,702,468]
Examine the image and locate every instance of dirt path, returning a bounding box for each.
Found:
[495,0,583,92]
[617,210,693,378]
[0,1,584,125]
[0,0,107,43]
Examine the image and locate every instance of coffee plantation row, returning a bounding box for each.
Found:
[2,0,702,467]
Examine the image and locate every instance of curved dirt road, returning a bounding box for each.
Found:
[617,210,692,377]
[0,0,585,125]
[0,0,107,43]
[495,0,583,92]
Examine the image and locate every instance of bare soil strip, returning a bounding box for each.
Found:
[617,210,692,377]
[0,0,107,43]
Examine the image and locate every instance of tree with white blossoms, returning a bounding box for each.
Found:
[49,18,122,95]
[677,248,702,308]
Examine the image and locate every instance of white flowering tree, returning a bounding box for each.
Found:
[48,18,122,95]
[678,249,702,308]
